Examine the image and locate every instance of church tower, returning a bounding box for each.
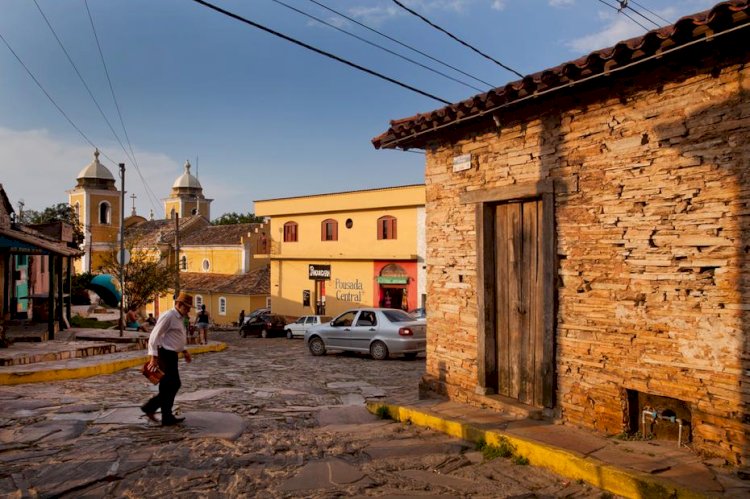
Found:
[67,150,121,274]
[164,161,212,220]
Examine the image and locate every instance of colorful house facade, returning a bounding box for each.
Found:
[68,153,269,325]
[255,185,425,319]
[374,2,750,464]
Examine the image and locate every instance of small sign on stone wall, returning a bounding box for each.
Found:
[452,153,472,172]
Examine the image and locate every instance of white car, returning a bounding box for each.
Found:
[285,315,332,339]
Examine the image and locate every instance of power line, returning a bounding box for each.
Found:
[617,0,661,28]
[32,0,137,167]
[190,0,452,105]
[270,0,484,92]
[0,29,118,166]
[593,0,650,31]
[630,0,671,26]
[304,0,495,88]
[84,0,160,212]
[389,0,523,79]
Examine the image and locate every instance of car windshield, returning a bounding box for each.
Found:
[382,310,415,323]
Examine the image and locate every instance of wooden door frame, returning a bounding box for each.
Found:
[461,179,556,408]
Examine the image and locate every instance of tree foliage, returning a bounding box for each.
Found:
[212,212,265,225]
[21,203,85,246]
[99,235,176,310]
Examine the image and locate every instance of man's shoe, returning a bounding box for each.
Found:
[162,416,185,426]
[141,406,159,423]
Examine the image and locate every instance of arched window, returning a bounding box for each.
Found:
[321,219,338,241]
[283,221,298,242]
[219,297,227,315]
[74,202,80,220]
[170,208,176,219]
[377,216,397,240]
[99,201,111,225]
[195,295,203,309]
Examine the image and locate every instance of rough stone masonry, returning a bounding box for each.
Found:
[419,38,750,464]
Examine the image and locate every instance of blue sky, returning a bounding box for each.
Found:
[0,0,715,219]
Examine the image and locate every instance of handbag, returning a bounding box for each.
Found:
[141,361,164,385]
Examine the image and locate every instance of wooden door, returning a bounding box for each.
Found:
[495,199,545,407]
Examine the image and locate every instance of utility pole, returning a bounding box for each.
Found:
[119,163,125,337]
[174,212,180,296]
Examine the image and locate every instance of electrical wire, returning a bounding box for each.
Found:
[618,0,661,28]
[190,0,452,105]
[304,0,495,88]
[380,21,750,149]
[389,0,523,79]
[593,0,650,31]
[84,0,161,212]
[32,0,137,167]
[270,0,484,92]
[630,0,671,26]
[0,30,118,166]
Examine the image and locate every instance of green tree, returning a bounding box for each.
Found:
[99,235,175,310]
[212,212,265,225]
[21,203,84,246]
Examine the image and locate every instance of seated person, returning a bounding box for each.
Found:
[145,313,156,326]
[125,305,147,332]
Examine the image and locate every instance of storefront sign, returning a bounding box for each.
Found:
[334,278,363,302]
[376,276,408,284]
[309,264,331,280]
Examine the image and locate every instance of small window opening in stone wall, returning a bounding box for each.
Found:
[626,389,691,446]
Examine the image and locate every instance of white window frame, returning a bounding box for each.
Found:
[202,259,210,272]
[195,295,203,309]
[219,297,227,315]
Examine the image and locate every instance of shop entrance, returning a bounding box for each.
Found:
[377,263,410,310]
[379,286,408,310]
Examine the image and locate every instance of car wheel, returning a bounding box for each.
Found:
[404,352,418,360]
[370,341,389,360]
[286,330,293,339]
[308,337,326,356]
[261,329,269,338]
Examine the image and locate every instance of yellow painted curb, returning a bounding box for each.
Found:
[366,402,707,499]
[0,342,227,386]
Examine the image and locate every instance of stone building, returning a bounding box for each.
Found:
[374,1,750,463]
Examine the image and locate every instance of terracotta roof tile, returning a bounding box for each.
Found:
[180,223,264,246]
[373,0,749,150]
[179,265,269,295]
[125,216,208,247]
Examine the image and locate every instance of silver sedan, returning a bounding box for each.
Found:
[304,308,426,360]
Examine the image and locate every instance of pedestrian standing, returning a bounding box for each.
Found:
[195,304,210,345]
[141,292,193,426]
[238,309,245,328]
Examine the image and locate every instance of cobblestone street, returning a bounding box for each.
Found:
[0,331,608,498]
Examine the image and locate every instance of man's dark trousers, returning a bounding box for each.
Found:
[142,347,181,420]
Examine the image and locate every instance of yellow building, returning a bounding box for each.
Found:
[69,151,269,324]
[67,150,121,274]
[171,222,270,325]
[255,185,425,319]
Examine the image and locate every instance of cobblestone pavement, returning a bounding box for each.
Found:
[0,330,611,498]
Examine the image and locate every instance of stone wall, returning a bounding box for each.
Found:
[421,45,750,463]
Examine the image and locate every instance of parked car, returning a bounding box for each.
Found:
[304,308,426,360]
[409,308,426,321]
[242,307,269,325]
[240,312,287,338]
[285,315,332,339]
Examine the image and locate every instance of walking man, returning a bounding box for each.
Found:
[141,292,193,426]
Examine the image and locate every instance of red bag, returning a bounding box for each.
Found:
[141,361,164,385]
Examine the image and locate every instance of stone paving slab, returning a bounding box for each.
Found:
[279,458,373,492]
